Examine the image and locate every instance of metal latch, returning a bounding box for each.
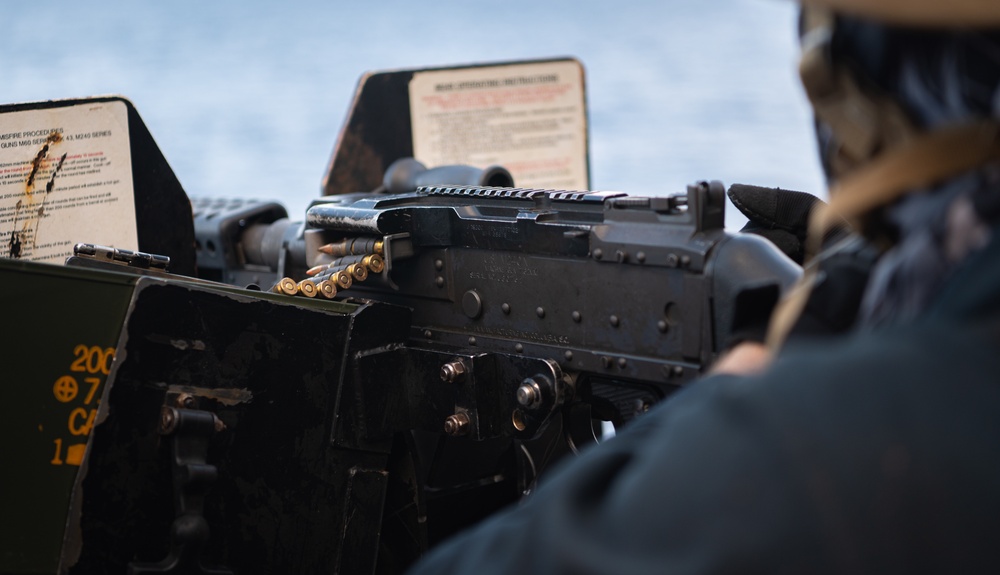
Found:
[128,393,231,575]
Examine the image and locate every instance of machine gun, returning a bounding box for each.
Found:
[1,78,799,574]
[132,158,793,574]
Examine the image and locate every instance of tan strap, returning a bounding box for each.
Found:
[811,121,1000,255]
[799,0,1000,28]
[767,120,1000,350]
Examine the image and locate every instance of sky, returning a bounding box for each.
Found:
[2,0,825,227]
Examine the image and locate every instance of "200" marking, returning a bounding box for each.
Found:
[69,345,114,375]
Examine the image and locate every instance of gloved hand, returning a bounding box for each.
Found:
[727,183,820,265]
[725,184,877,346]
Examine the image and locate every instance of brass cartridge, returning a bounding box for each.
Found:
[270,277,298,296]
[296,279,318,298]
[316,280,337,299]
[347,263,368,282]
[318,237,384,257]
[363,254,385,274]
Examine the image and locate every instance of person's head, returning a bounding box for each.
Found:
[764,1,1000,341]
[795,0,1000,241]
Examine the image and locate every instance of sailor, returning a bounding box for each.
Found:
[408,1,1000,573]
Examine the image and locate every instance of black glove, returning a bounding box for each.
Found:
[728,183,820,266]
[725,184,877,344]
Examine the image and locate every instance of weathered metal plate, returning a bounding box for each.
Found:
[62,278,405,574]
[0,258,137,574]
[322,58,590,196]
[0,97,197,275]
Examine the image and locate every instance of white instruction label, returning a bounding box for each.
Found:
[410,60,589,190]
[0,100,137,264]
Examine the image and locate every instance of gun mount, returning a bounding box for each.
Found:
[1,64,800,574]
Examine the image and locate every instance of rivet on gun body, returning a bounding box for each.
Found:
[515,343,524,353]
[610,315,620,327]
[564,350,573,361]
[536,307,545,318]
[440,361,466,383]
[572,311,582,323]
[434,259,444,271]
[618,358,627,368]
[636,251,647,263]
[666,253,679,267]
[501,303,511,314]
[658,320,669,333]
[680,255,691,267]
[671,366,684,378]
[435,276,445,287]
[468,337,477,346]
[593,248,603,260]
[423,330,433,339]
[444,412,470,436]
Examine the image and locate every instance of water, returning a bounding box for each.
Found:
[3,0,826,228]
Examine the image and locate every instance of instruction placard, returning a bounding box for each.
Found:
[0,101,137,264]
[409,60,589,191]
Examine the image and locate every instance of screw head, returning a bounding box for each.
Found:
[440,361,466,383]
[516,380,543,409]
[158,406,179,435]
[444,413,471,436]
